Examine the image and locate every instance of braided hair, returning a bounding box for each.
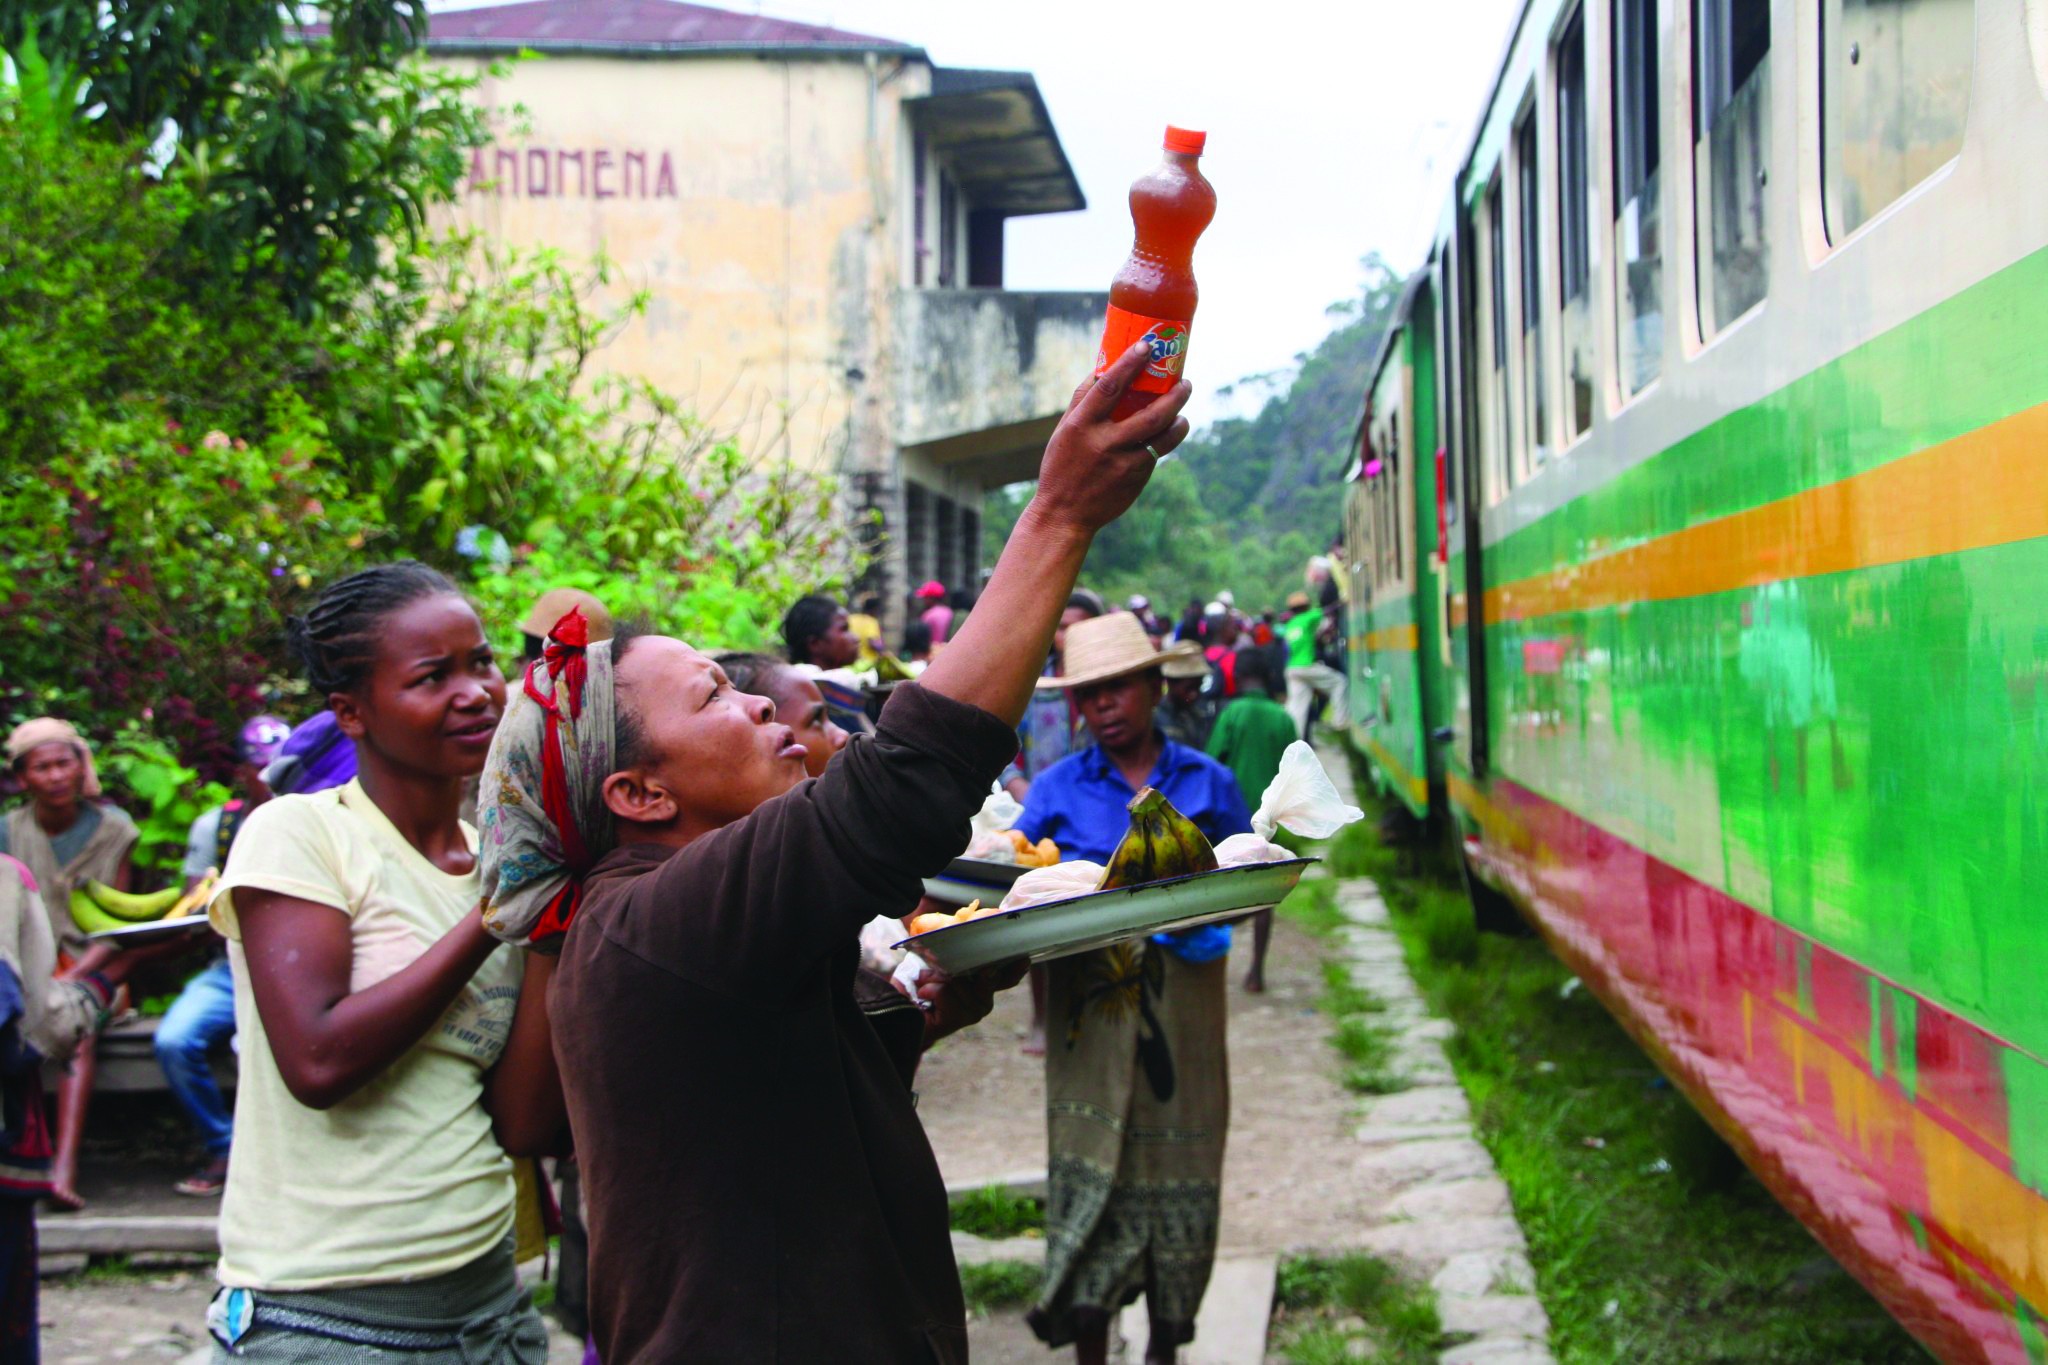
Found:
[780,596,841,666]
[287,562,460,696]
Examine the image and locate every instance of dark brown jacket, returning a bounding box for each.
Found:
[553,685,1015,1364]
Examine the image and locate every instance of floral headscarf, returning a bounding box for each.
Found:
[479,609,618,951]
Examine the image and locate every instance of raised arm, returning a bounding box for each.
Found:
[920,340,1190,725]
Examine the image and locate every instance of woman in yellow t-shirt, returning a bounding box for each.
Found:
[206,563,563,1362]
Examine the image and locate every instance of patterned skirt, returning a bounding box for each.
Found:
[1029,943,1229,1348]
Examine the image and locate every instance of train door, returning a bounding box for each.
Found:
[1447,202,1490,779]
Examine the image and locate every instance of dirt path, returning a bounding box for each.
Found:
[918,912,1375,1362]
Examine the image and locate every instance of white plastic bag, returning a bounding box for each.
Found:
[1252,742,1364,841]
[963,828,1020,862]
[999,860,1108,911]
[971,784,1024,837]
[1215,832,1294,867]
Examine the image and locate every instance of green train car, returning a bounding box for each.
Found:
[1341,0,2048,1357]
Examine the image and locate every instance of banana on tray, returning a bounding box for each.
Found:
[1097,787,1217,891]
[67,871,215,937]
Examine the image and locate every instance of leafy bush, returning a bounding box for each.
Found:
[97,724,233,884]
[0,401,376,778]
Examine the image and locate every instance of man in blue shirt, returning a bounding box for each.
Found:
[1012,613,1250,1364]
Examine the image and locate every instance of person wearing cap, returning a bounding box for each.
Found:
[1,718,140,1211]
[521,587,614,663]
[1280,590,1349,740]
[916,580,955,645]
[1156,644,1218,750]
[1011,613,1252,1362]
[153,716,291,1198]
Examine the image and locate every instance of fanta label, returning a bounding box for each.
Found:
[1096,304,1193,395]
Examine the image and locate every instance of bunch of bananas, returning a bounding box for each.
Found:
[873,653,917,684]
[68,871,215,937]
[1097,787,1218,891]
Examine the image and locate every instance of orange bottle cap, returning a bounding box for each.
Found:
[1163,126,1207,155]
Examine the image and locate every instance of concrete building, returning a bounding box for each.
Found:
[424,0,1106,622]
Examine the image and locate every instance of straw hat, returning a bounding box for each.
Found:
[1285,591,1312,611]
[1161,649,1212,681]
[522,587,614,641]
[1041,612,1202,690]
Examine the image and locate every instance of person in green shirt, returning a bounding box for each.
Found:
[1278,590,1348,741]
[1206,648,1299,992]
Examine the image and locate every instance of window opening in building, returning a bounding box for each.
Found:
[1556,4,1596,439]
[912,128,929,288]
[1515,109,1548,470]
[1614,0,1664,396]
[904,482,932,590]
[938,170,960,288]
[1697,0,1771,333]
[1822,0,1973,238]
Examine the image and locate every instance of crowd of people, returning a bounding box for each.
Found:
[0,342,1360,1364]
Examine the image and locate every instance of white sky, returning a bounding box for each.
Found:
[432,0,1524,429]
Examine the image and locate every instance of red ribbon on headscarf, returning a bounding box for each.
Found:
[520,607,593,943]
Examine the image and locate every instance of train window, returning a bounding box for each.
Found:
[1514,110,1549,470]
[1822,0,1973,238]
[1485,185,1515,498]
[1613,0,1664,396]
[1696,0,1770,333]
[1556,4,1595,441]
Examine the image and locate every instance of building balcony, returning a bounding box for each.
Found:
[894,287,1107,486]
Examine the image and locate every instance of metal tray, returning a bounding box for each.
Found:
[921,856,1030,905]
[897,859,1315,975]
[86,914,214,944]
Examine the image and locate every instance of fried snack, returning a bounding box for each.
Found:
[909,912,956,935]
[952,898,986,923]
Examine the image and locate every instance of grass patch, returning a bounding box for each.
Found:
[1332,1015,1407,1095]
[949,1183,1045,1240]
[1320,958,1384,1016]
[1271,1252,1440,1364]
[959,1259,1040,1314]
[1328,753,1926,1364]
[1276,874,1343,936]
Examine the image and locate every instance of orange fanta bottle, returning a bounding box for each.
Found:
[1096,126,1216,419]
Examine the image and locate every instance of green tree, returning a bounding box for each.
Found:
[2,0,485,316]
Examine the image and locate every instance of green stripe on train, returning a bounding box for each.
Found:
[1487,246,2048,590]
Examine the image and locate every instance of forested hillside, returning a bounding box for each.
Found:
[986,254,1404,615]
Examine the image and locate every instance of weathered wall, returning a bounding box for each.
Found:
[439,52,931,475]
[892,288,1107,453]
